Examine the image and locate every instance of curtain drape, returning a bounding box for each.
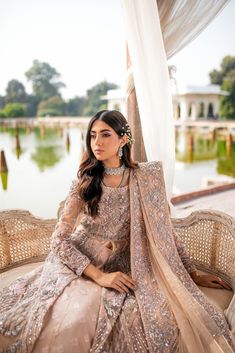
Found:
[158,0,229,60]
[121,0,230,199]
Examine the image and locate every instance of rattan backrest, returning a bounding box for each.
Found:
[0,210,56,273]
[1,208,235,285]
[172,210,235,286]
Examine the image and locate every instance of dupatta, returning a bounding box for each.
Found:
[130,161,235,352]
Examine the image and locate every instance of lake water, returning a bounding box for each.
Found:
[0,124,235,218]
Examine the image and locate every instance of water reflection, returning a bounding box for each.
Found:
[0,172,8,190]
[31,146,64,172]
[34,126,60,141]
[65,132,71,153]
[217,140,235,177]
[1,122,235,217]
[0,150,8,190]
[175,128,235,177]
[30,127,65,171]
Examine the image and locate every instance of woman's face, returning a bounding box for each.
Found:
[90,120,126,163]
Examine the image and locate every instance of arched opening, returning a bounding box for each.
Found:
[188,104,192,118]
[177,104,181,119]
[198,102,205,118]
[207,103,214,118]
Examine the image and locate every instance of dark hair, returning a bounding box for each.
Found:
[77,110,138,217]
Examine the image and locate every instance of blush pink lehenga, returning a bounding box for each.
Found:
[0,161,234,353]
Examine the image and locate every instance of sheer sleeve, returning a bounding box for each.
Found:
[50,179,91,276]
[173,230,196,274]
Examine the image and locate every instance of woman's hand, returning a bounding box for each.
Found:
[191,271,231,290]
[83,264,135,293]
[94,271,136,294]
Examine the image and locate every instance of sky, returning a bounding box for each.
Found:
[0,0,235,100]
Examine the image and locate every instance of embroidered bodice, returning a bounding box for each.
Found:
[50,178,195,277]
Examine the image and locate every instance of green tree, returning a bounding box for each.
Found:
[82,81,118,116]
[25,60,65,100]
[65,96,87,116]
[0,95,4,109]
[2,79,39,117]
[210,56,235,85]
[37,95,65,117]
[220,69,235,119]
[25,94,40,117]
[5,79,27,103]
[209,69,223,85]
[209,56,235,119]
[2,103,26,117]
[0,109,6,118]
[221,56,235,77]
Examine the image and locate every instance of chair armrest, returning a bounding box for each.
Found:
[172,210,235,289]
[0,210,56,273]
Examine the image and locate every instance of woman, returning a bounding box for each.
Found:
[0,110,234,353]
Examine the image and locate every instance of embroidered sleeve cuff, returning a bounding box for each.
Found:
[75,257,91,277]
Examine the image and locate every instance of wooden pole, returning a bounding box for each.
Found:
[66,132,70,153]
[40,125,45,139]
[126,45,147,163]
[0,150,8,173]
[226,133,232,157]
[210,128,216,146]
[15,133,21,150]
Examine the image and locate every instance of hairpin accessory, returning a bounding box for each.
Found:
[120,123,135,146]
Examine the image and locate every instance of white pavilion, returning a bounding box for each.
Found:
[104,84,229,122]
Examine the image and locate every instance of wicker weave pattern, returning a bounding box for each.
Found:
[172,210,235,290]
[0,210,56,273]
[0,209,235,287]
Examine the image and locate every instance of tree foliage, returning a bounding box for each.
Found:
[0,96,4,109]
[65,96,87,116]
[1,103,26,117]
[221,56,235,77]
[37,95,65,117]
[25,60,65,100]
[210,56,235,85]
[82,81,118,116]
[209,69,223,85]
[25,95,40,117]
[1,60,118,117]
[220,69,235,119]
[209,56,235,119]
[5,79,27,103]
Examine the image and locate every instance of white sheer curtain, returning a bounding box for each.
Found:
[158,0,229,59]
[121,0,229,200]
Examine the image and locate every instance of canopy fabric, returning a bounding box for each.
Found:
[158,0,229,59]
[121,0,229,199]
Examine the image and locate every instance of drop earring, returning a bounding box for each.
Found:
[118,146,123,159]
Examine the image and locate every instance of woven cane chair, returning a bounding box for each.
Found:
[0,208,234,333]
[172,210,235,290]
[172,210,235,332]
[0,210,56,273]
[0,208,235,279]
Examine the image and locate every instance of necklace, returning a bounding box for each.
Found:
[102,168,126,188]
[104,163,125,175]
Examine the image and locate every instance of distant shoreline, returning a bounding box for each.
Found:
[1,117,235,129]
[0,117,91,127]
